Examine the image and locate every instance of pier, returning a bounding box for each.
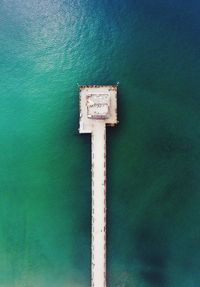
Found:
[79,85,118,287]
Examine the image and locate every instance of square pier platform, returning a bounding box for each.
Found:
[79,85,118,134]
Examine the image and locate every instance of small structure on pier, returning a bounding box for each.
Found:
[87,94,110,119]
[79,85,118,287]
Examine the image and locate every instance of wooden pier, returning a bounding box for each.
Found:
[79,85,118,287]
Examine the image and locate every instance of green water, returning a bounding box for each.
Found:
[0,0,200,286]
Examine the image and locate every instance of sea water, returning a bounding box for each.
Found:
[0,0,200,286]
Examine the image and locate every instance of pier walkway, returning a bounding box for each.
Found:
[91,122,106,286]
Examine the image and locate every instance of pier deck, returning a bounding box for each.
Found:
[79,85,117,287]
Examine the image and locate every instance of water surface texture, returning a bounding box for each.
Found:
[0,0,200,286]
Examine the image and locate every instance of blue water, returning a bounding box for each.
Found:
[0,0,200,286]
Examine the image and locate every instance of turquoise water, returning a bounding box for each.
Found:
[0,0,200,286]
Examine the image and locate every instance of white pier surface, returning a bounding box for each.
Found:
[79,85,117,287]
